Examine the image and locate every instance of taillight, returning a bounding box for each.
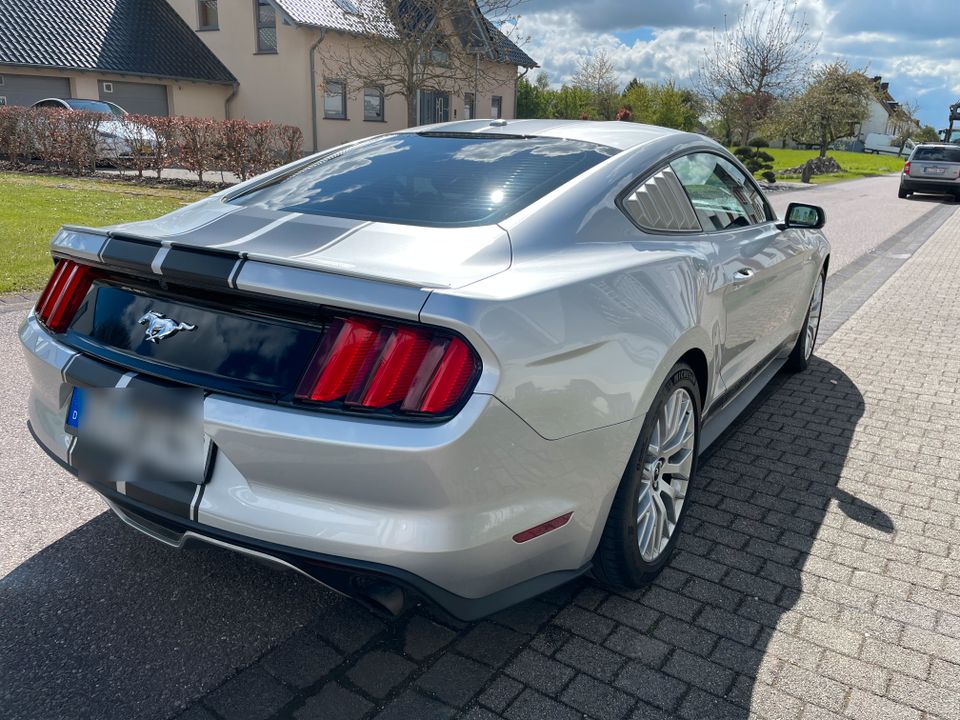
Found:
[35,259,99,333]
[296,316,480,417]
[904,160,911,176]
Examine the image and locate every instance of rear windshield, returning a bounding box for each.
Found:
[231,133,619,227]
[64,99,115,114]
[912,146,960,163]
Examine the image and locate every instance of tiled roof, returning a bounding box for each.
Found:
[273,0,537,67]
[0,0,236,84]
[477,15,537,69]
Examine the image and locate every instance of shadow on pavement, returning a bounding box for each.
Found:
[0,511,342,720]
[0,358,886,720]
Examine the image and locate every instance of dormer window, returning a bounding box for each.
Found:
[333,0,361,14]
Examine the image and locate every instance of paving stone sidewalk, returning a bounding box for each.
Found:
[168,206,958,720]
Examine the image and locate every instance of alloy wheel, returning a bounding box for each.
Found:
[636,387,695,562]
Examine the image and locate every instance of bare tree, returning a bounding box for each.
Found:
[699,0,819,143]
[774,61,873,158]
[572,49,620,119]
[318,0,528,129]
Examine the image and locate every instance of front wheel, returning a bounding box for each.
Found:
[593,364,700,588]
[786,269,825,372]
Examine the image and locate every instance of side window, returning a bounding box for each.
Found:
[671,153,768,231]
[324,80,346,119]
[621,166,701,232]
[198,0,218,30]
[255,0,277,53]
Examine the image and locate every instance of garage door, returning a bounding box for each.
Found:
[99,80,169,116]
[0,73,70,107]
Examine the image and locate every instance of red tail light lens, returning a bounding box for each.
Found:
[904,160,911,176]
[296,316,480,417]
[35,259,99,333]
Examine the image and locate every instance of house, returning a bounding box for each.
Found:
[0,0,537,152]
[851,76,920,145]
[0,0,236,117]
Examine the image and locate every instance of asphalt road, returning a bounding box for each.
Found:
[768,174,946,275]
[0,174,955,720]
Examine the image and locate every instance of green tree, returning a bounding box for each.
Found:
[777,61,873,158]
[915,124,941,143]
[553,86,595,120]
[517,72,554,119]
[621,81,703,131]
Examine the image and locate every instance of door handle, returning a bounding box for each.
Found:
[733,268,755,283]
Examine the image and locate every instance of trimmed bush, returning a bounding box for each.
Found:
[0,108,308,183]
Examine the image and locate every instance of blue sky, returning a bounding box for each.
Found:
[513,0,960,129]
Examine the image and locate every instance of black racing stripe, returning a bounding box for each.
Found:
[99,237,160,274]
[123,477,197,519]
[160,249,240,288]
[71,440,198,519]
[63,354,125,389]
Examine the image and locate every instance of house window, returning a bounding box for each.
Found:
[333,0,361,14]
[198,0,219,30]
[491,96,503,119]
[255,0,277,53]
[464,93,474,120]
[0,97,6,106]
[364,87,384,122]
[102,82,114,94]
[324,80,347,119]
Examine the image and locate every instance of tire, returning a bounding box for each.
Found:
[898,186,909,199]
[593,363,700,588]
[786,269,825,372]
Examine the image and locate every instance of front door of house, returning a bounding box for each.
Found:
[418,90,450,125]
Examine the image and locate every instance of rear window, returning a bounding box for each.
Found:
[912,146,960,163]
[231,133,618,227]
[63,99,115,114]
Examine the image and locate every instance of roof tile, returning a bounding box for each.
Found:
[0,0,236,84]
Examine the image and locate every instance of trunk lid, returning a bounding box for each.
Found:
[109,200,512,290]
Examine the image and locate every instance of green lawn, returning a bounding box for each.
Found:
[0,173,210,294]
[761,148,907,183]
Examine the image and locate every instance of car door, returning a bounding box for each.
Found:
[671,152,811,393]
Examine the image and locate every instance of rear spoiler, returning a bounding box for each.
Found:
[51,227,432,321]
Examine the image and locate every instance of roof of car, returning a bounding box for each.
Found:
[409,119,687,151]
[0,0,236,85]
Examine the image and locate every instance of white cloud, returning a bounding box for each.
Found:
[515,11,711,89]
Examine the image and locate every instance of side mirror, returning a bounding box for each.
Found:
[778,202,826,230]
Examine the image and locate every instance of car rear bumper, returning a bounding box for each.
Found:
[901,176,960,194]
[20,313,640,618]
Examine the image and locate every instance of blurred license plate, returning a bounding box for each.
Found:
[67,386,210,484]
[925,166,945,174]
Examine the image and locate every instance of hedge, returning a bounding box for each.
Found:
[0,106,304,182]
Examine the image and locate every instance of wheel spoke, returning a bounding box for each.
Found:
[635,387,697,563]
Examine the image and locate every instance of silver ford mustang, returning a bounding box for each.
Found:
[20,120,828,619]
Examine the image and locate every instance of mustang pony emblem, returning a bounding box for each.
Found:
[138,310,196,343]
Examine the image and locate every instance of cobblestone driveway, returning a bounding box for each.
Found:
[160,207,960,720]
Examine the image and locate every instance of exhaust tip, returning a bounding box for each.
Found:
[356,579,408,618]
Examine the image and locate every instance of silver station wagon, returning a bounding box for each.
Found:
[21,120,829,619]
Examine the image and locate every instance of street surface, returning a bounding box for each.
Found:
[768,175,936,275]
[1,177,959,720]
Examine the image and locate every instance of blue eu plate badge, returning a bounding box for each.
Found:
[66,387,84,431]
